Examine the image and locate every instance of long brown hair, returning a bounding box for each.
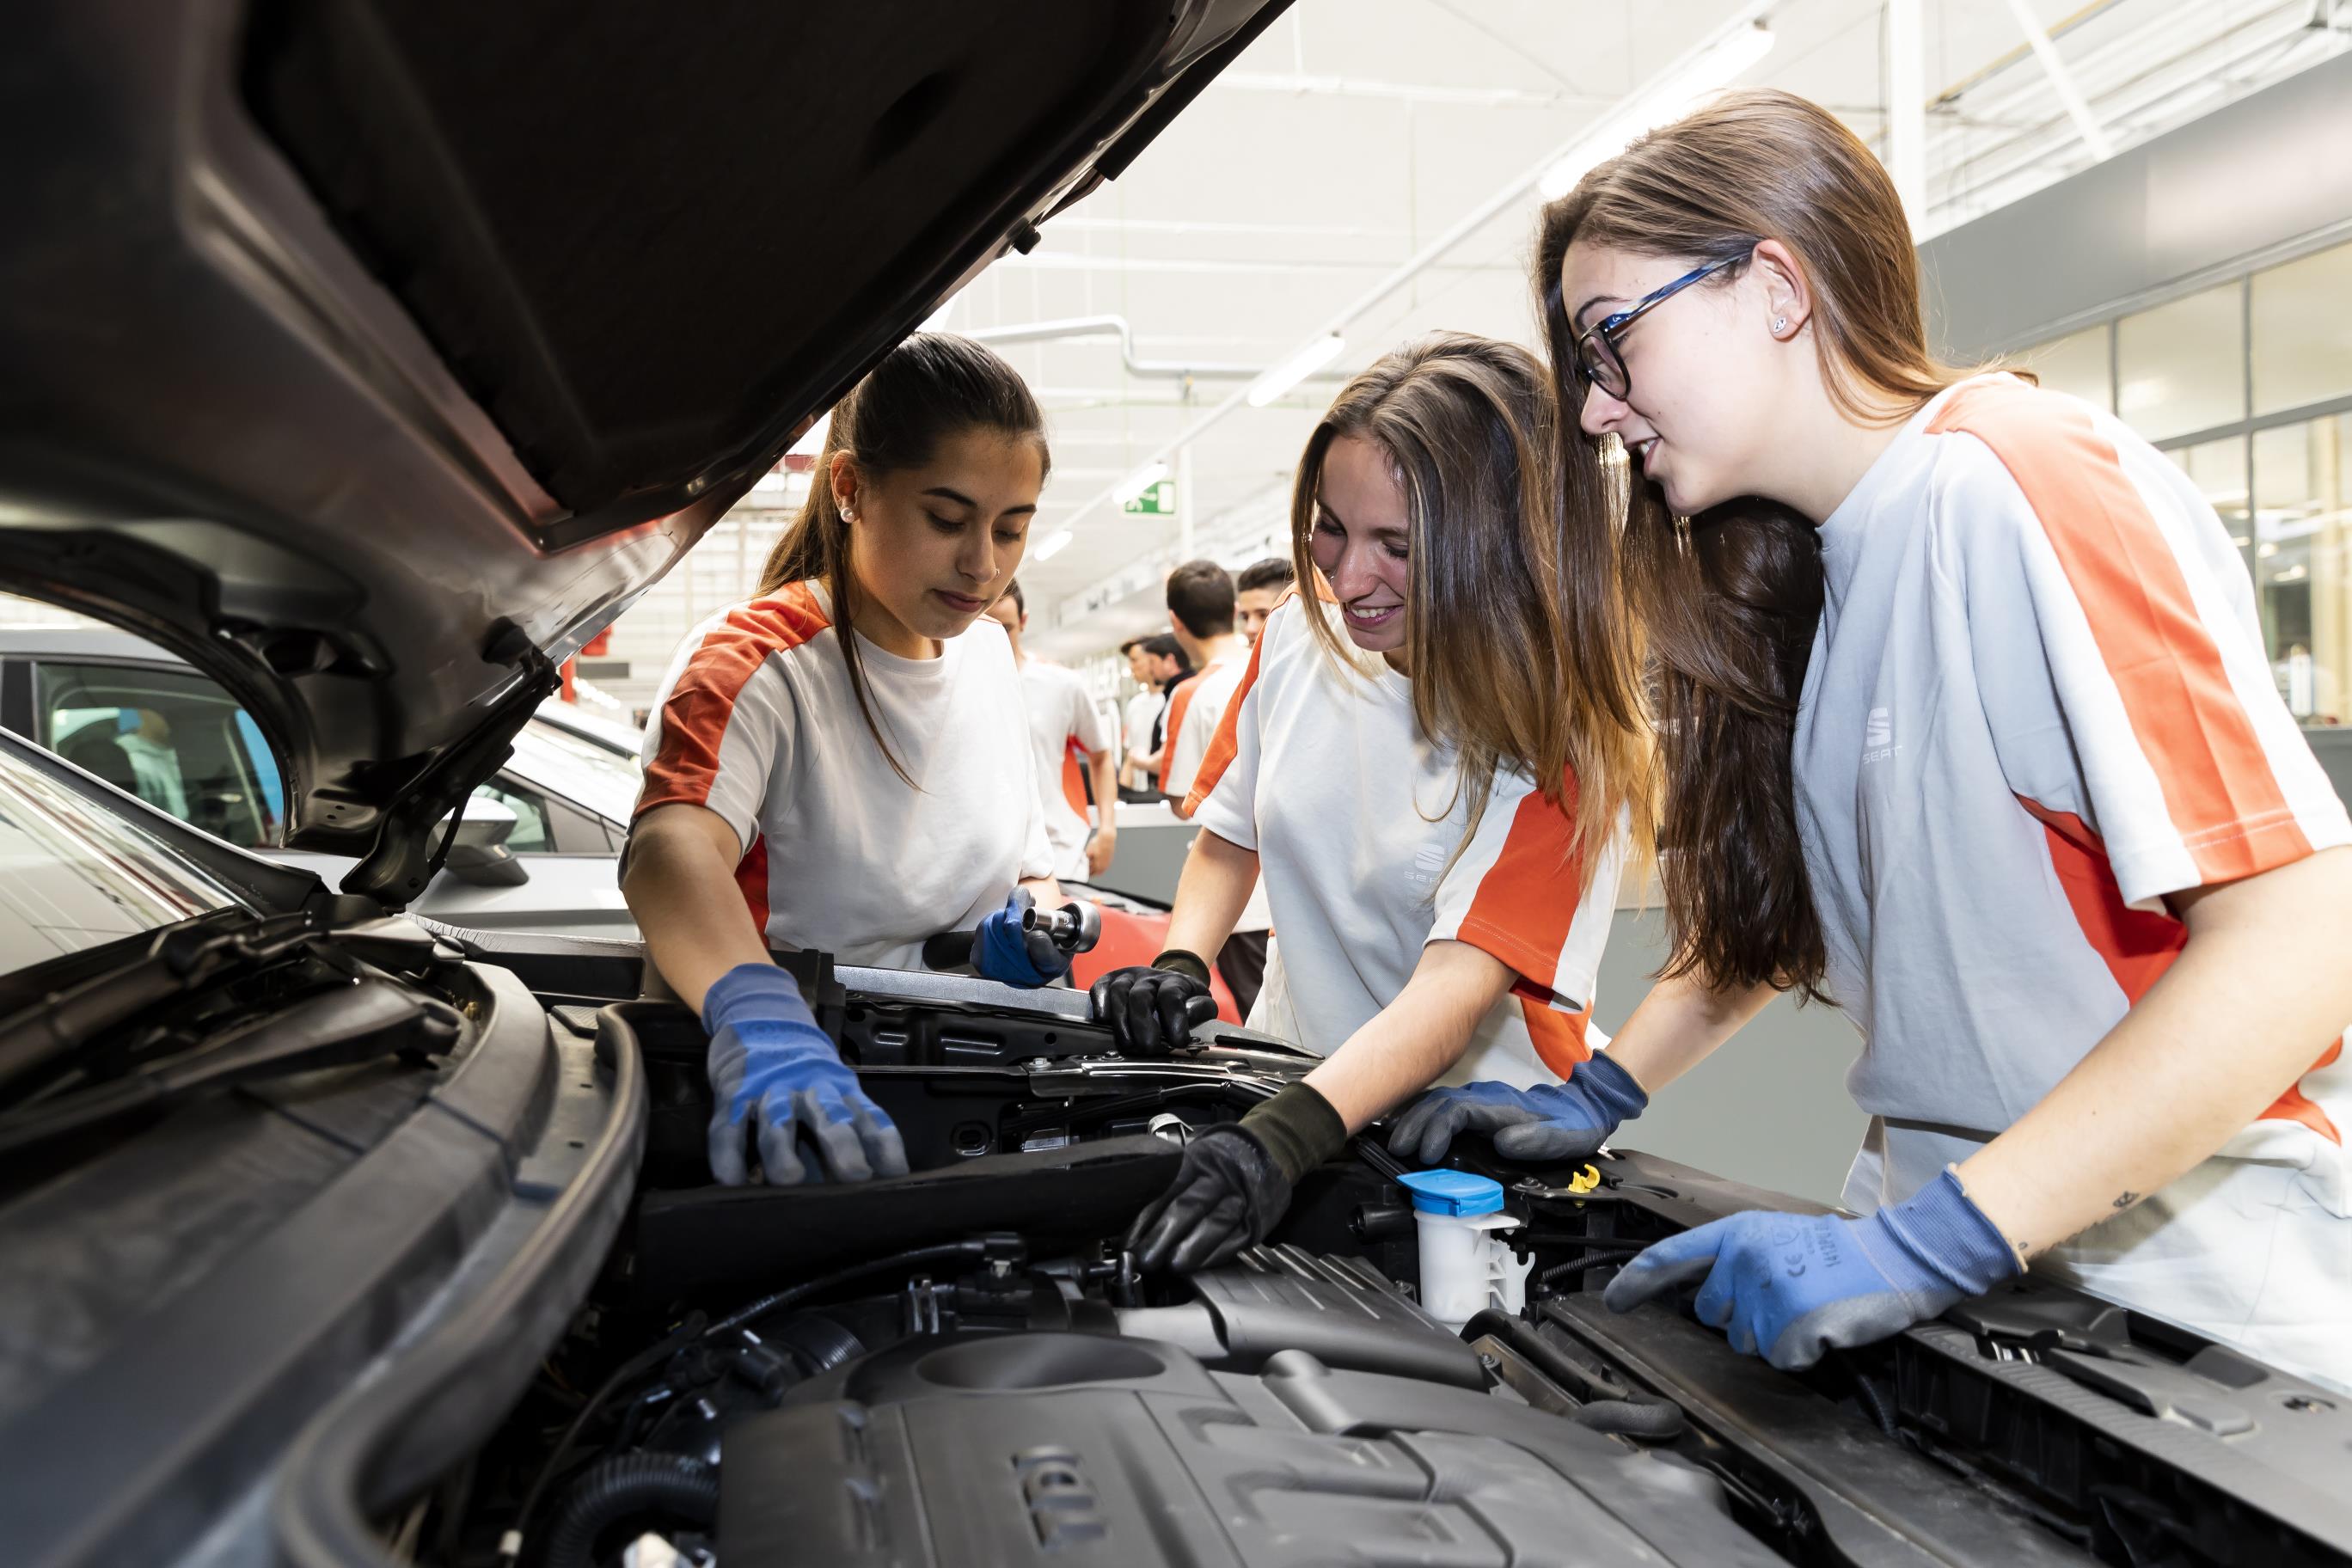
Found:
[1534,89,1968,998]
[1287,334,1652,890]
[756,333,1048,784]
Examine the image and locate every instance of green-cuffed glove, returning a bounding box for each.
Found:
[1126,1082,1344,1272]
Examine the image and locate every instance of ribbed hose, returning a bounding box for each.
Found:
[540,1453,720,1568]
[1461,1308,1688,1440]
[1570,1397,1690,1438]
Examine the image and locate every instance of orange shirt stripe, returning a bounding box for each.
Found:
[2018,794,2339,1145]
[1061,737,1091,818]
[636,584,830,822]
[1180,632,1269,819]
[1929,383,2310,885]
[1455,775,1586,998]
[1517,993,1591,1081]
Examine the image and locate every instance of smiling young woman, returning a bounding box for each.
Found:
[1421,89,2352,1387]
[622,334,1081,1190]
[1097,334,1657,1274]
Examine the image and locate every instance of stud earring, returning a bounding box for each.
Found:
[1773,316,1788,334]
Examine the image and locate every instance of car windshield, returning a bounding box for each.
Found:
[505,719,642,824]
[0,741,244,979]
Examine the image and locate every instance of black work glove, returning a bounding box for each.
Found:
[1088,949,1218,1057]
[1127,1082,1345,1273]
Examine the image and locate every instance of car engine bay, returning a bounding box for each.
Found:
[385,950,2352,1568]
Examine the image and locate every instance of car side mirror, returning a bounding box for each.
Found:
[439,796,530,887]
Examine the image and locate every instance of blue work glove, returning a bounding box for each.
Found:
[702,962,908,1186]
[972,887,1072,989]
[1602,1168,2020,1370]
[1387,1051,1648,1166]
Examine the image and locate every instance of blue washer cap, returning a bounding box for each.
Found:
[1397,1168,1505,1218]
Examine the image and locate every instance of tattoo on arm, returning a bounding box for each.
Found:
[2112,1191,2140,1210]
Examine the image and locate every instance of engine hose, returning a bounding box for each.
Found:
[1571,1397,1690,1439]
[1461,1309,1687,1439]
[540,1453,719,1568]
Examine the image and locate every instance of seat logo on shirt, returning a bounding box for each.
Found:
[1863,706,1898,765]
[1409,841,1449,888]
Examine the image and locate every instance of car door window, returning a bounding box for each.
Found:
[35,661,282,848]
[472,777,553,853]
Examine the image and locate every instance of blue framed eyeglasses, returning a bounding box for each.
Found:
[1572,254,1744,402]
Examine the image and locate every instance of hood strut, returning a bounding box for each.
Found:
[344,633,559,909]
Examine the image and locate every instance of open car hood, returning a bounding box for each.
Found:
[0,0,1287,906]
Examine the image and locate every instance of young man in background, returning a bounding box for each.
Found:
[1234,556,1295,646]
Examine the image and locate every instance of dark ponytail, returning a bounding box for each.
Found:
[757,334,1048,784]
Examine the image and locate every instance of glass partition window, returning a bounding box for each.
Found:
[2251,416,2351,725]
[2018,324,2112,413]
[2166,436,2251,541]
[2251,239,2352,417]
[2118,282,2245,443]
[35,661,284,848]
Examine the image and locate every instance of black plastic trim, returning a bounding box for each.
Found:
[273,996,646,1566]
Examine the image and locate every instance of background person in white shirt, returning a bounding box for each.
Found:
[1157,560,1246,800]
[986,579,1118,880]
[1129,635,1191,792]
[1116,637,1165,794]
[1234,556,1295,646]
[1105,334,1655,1273]
[1443,89,2352,1387]
[1155,560,1271,1009]
[624,334,1075,1189]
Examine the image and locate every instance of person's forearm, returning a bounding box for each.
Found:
[1957,845,2352,1263]
[1602,968,1778,1095]
[1087,751,1118,832]
[1020,875,1068,909]
[622,820,773,1014]
[1304,940,1514,1130]
[1161,830,1259,960]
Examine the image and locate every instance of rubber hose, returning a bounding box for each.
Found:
[1847,1364,1901,1437]
[1571,1397,1689,1439]
[541,1453,720,1568]
[1461,1309,1687,1438]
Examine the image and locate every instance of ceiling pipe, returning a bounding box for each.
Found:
[965,314,1347,383]
[1040,0,1778,627]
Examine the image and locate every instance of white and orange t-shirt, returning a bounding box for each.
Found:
[1798,375,2350,1377]
[1185,597,1627,1088]
[1014,657,1114,880]
[633,580,1053,971]
[1161,646,1248,801]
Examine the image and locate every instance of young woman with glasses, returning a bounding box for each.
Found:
[1398,90,2352,1387]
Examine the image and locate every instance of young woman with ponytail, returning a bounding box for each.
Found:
[623,334,1076,1189]
[1405,89,2352,1388]
[1106,334,1653,1273]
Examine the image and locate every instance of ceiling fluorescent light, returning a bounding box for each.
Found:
[1538,23,1775,200]
[1247,334,1346,407]
[1031,528,1075,562]
[1112,461,1171,505]
[787,412,830,459]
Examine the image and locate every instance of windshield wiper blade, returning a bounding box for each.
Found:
[0,910,327,1106]
[0,977,462,1157]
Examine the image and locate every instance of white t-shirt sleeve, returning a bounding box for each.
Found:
[635,618,794,859]
[1428,774,1626,1014]
[1070,685,1114,758]
[1936,407,2352,910]
[1185,630,1271,848]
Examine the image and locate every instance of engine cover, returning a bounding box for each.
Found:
[718,1328,1777,1566]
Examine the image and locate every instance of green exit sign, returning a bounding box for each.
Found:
[1122,480,1177,516]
